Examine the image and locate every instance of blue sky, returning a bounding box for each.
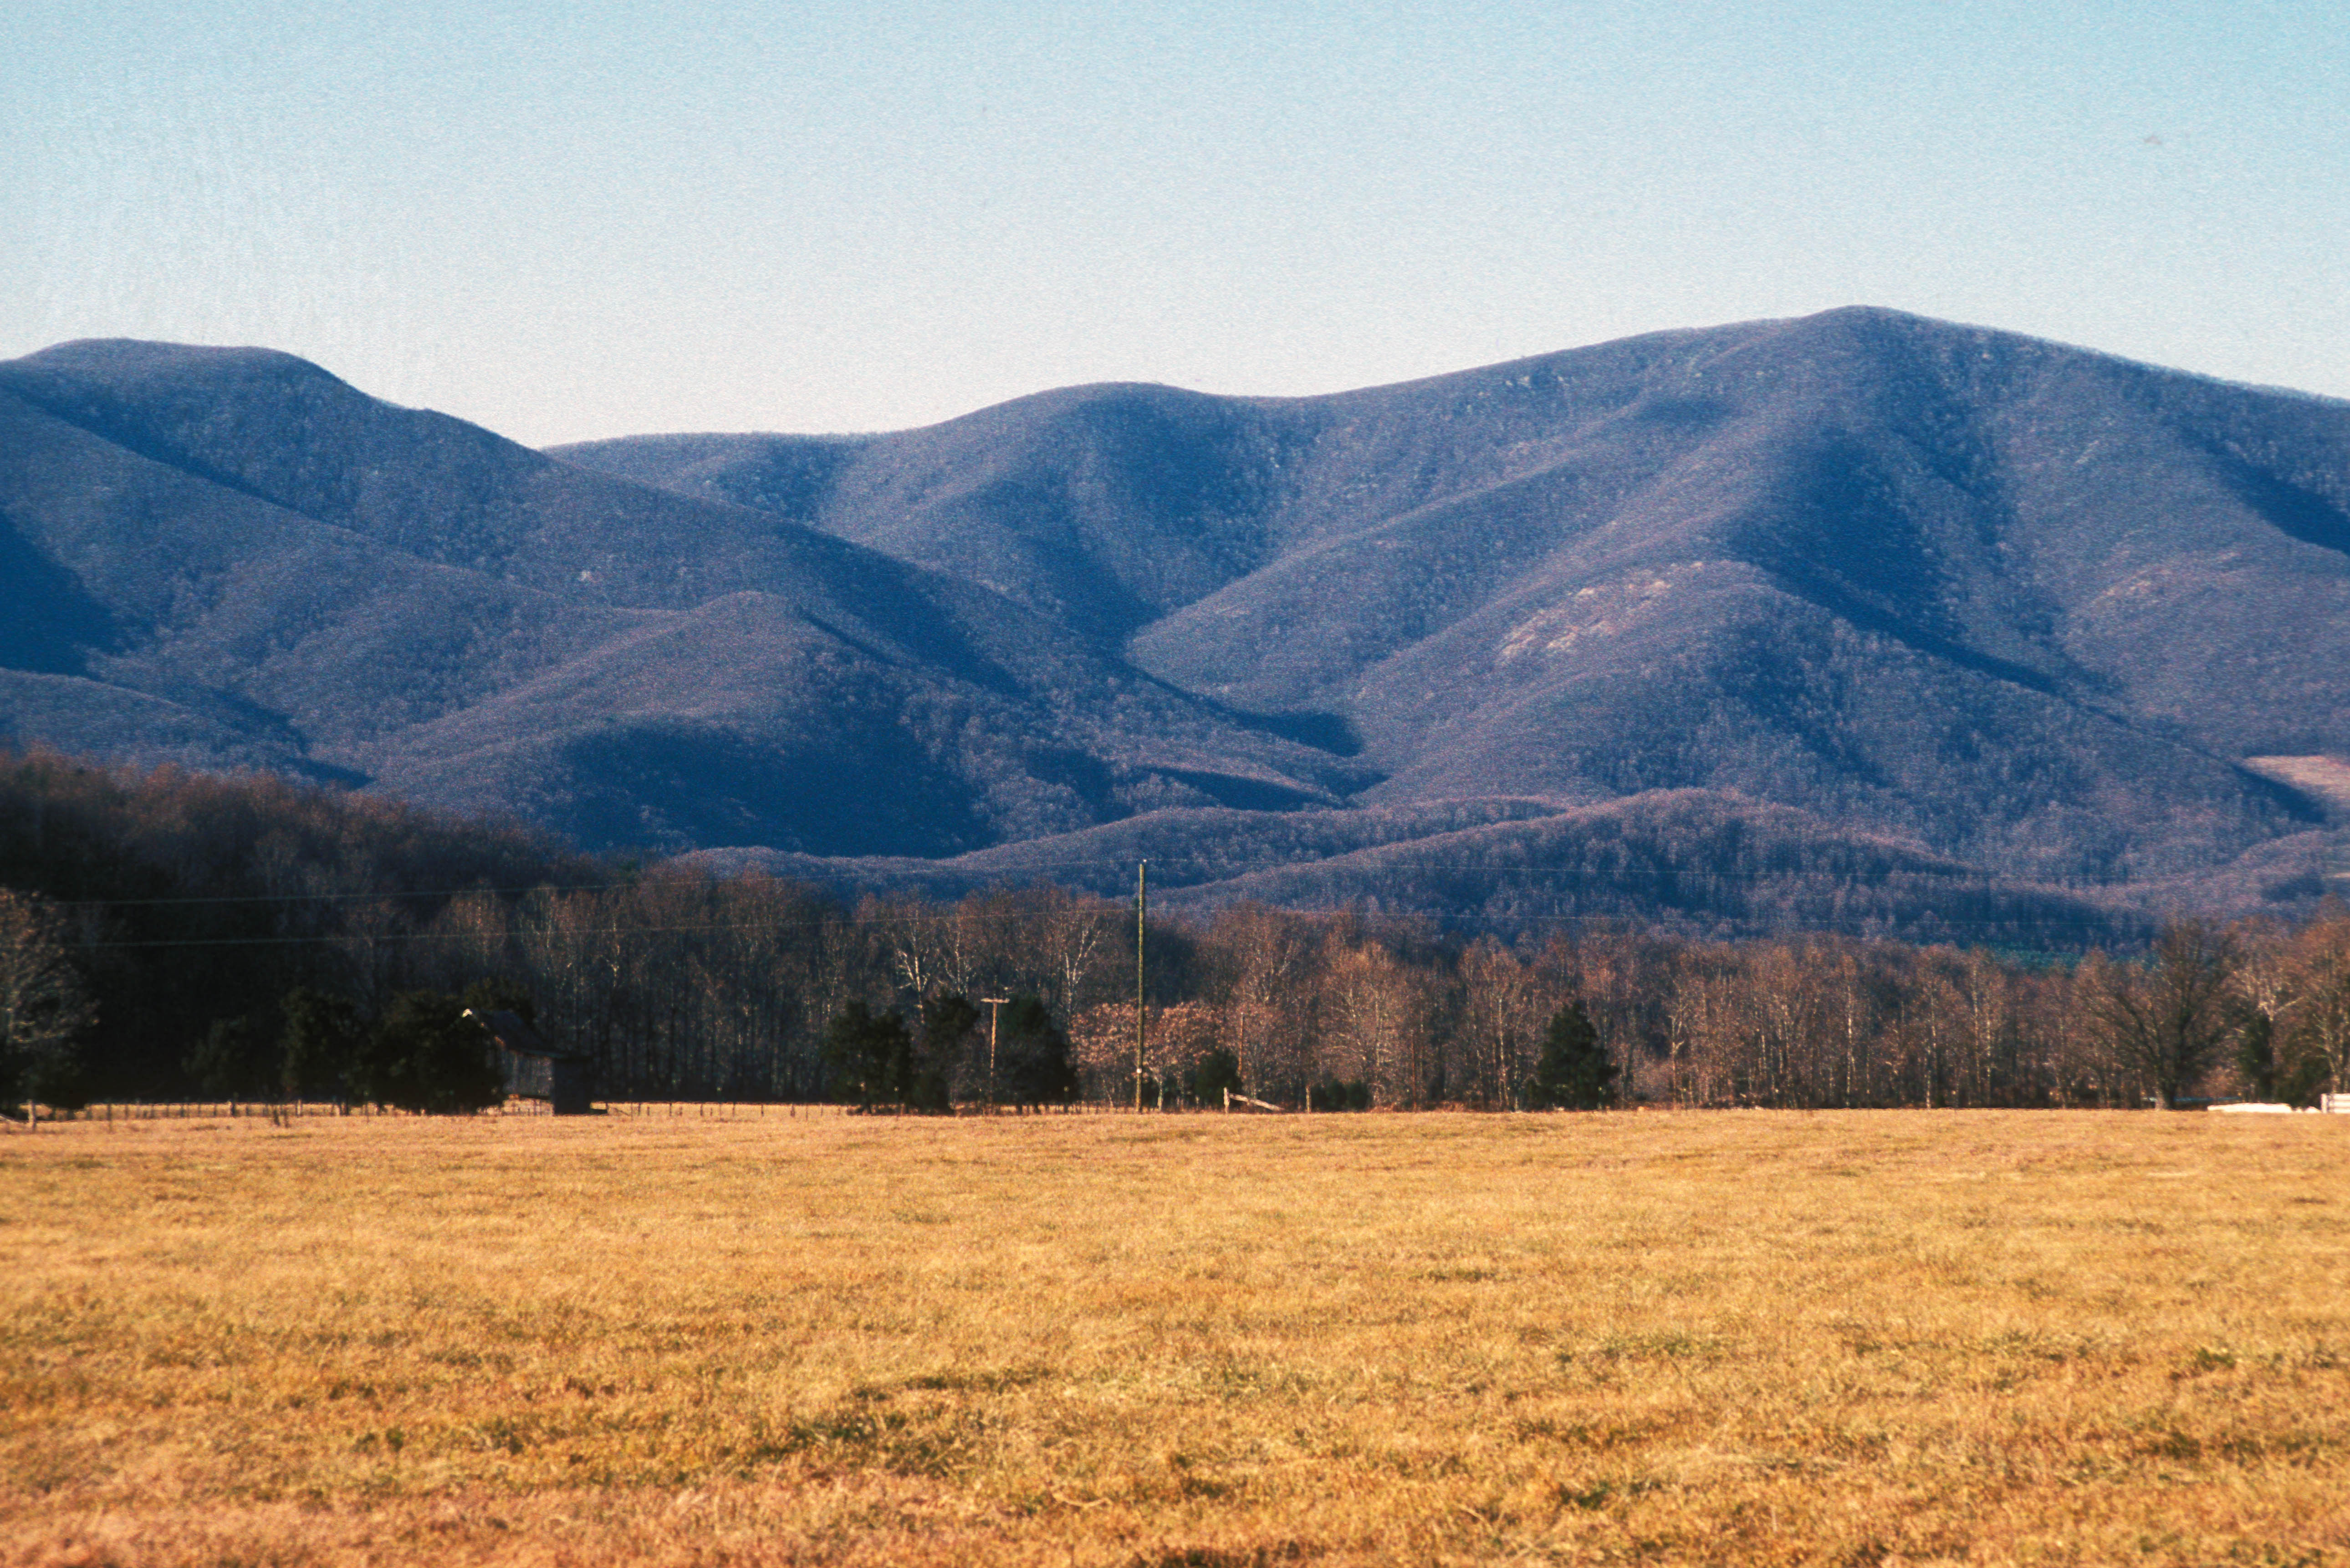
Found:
[4,1,2342,444]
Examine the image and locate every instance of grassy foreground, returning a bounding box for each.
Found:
[3,1111,2347,1566]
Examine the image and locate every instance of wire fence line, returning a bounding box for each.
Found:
[15,1099,1200,1125]
[12,1100,850,1124]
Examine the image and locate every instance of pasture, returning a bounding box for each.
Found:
[3,1110,2346,1565]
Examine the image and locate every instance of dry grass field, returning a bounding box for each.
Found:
[3,1110,2347,1567]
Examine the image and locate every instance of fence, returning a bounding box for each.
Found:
[600,1101,851,1119]
[26,1101,358,1123]
[13,1098,1187,1125]
[17,1100,859,1124]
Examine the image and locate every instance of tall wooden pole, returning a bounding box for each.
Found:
[982,996,1010,1111]
[1134,860,1147,1113]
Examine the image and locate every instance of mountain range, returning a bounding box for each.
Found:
[5,308,2348,940]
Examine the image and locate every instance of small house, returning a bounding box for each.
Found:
[465,1008,593,1115]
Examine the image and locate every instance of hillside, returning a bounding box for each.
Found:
[686,790,2150,947]
[7,311,2350,934]
[0,341,1357,856]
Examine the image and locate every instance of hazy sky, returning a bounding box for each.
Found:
[5,1,2343,445]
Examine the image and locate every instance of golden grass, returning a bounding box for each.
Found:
[4,1111,2348,1566]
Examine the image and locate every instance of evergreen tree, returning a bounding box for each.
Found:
[2238,1008,2284,1100]
[914,993,978,1113]
[279,987,361,1101]
[357,991,504,1114]
[2240,1006,2333,1109]
[2280,1049,2333,1109]
[1190,1046,1243,1105]
[997,995,1075,1108]
[824,1001,911,1110]
[1307,1078,1370,1111]
[1528,1000,1616,1110]
[186,1014,273,1100]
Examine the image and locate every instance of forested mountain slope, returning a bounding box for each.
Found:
[0,341,1358,856]
[5,311,2349,933]
[566,308,2350,918]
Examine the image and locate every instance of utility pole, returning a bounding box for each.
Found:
[981,996,1010,1111]
[1134,860,1147,1113]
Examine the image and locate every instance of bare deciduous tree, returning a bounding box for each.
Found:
[2090,921,2238,1110]
[2281,914,2350,1098]
[1459,938,1543,1108]
[1212,903,1317,1097]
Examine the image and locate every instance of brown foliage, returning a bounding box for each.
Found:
[10,748,2350,1111]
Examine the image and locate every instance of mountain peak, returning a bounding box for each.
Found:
[7,316,2350,932]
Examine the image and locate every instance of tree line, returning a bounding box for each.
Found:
[1,748,2344,1116]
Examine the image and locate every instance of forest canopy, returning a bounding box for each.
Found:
[2,748,2345,1116]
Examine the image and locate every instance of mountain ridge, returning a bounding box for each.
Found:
[7,311,2349,937]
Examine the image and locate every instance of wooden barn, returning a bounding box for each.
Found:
[465,1008,593,1115]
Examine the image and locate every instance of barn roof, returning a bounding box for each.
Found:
[464,1008,585,1061]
